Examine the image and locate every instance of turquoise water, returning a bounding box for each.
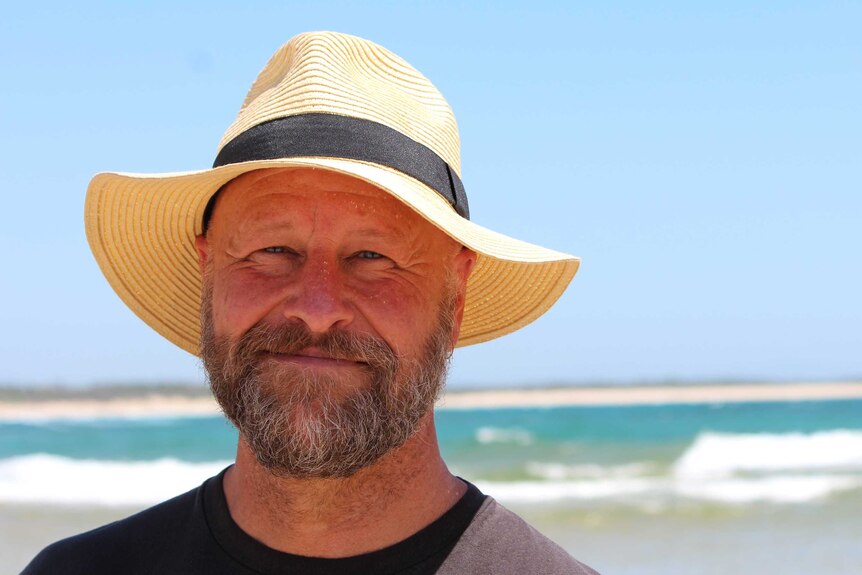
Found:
[4,400,860,461]
[2,400,860,507]
[3,399,862,574]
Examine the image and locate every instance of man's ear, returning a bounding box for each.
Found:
[194,235,210,276]
[449,247,477,348]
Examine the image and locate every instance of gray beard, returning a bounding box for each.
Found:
[199,280,455,478]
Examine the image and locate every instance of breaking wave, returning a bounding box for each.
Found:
[0,454,230,506]
[475,427,534,445]
[478,474,862,505]
[672,430,862,477]
[482,430,862,505]
[3,430,861,507]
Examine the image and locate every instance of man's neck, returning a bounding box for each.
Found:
[222,414,466,558]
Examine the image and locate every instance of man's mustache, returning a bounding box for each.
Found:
[230,321,399,370]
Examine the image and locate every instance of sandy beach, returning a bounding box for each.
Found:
[0,395,221,422]
[1,381,860,421]
[438,381,862,409]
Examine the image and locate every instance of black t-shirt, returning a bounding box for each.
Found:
[22,468,487,575]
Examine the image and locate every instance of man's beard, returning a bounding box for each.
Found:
[200,280,455,479]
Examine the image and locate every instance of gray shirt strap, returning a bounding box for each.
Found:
[437,497,600,575]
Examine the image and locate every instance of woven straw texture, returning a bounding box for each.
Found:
[85,31,580,355]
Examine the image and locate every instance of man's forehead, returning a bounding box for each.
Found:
[219,168,401,208]
[209,167,445,239]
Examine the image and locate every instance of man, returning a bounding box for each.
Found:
[24,32,595,574]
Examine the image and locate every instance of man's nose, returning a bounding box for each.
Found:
[281,258,354,334]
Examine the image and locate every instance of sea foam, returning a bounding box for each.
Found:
[0,454,230,506]
[483,430,862,506]
[475,427,534,445]
[673,474,862,504]
[4,430,862,508]
[477,478,660,502]
[479,474,862,505]
[526,461,656,480]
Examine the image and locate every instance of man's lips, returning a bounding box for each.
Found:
[260,347,365,368]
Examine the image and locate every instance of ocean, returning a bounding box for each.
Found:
[2,398,861,574]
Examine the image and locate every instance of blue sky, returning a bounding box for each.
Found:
[1,1,860,387]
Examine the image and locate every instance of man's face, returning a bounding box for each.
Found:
[196,168,474,477]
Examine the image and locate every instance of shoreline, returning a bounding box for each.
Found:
[0,381,860,421]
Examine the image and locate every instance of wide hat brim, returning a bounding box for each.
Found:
[86,157,580,355]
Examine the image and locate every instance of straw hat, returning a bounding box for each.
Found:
[85,31,580,355]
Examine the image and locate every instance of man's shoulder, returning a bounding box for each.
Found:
[22,484,203,575]
[438,496,600,575]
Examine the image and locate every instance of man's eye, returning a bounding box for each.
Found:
[262,247,286,254]
[355,250,384,260]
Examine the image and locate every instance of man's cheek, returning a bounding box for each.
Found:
[213,277,281,337]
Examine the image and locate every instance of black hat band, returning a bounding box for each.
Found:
[211,112,469,221]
